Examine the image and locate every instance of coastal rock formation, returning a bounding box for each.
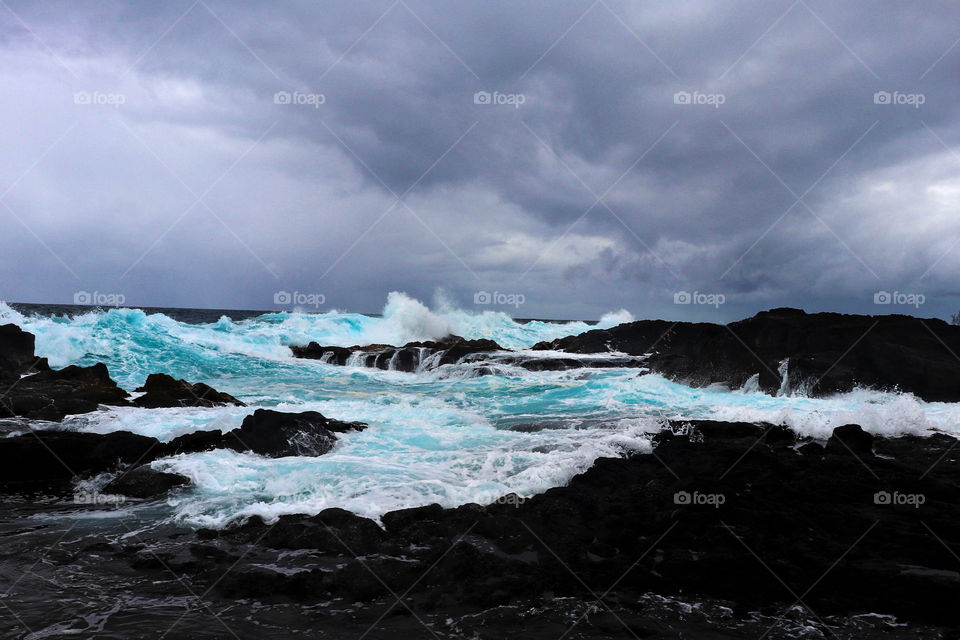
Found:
[291,335,504,372]
[133,373,245,408]
[0,409,368,492]
[291,334,646,372]
[179,421,960,628]
[211,408,367,458]
[0,324,246,420]
[533,308,960,401]
[0,323,131,420]
[101,465,191,499]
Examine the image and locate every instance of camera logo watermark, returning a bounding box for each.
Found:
[674,90,725,108]
[473,90,526,108]
[74,91,126,108]
[873,91,925,108]
[874,491,925,508]
[74,491,126,507]
[274,291,325,308]
[674,491,725,508]
[274,90,326,109]
[74,291,126,306]
[474,290,525,309]
[873,290,925,308]
[673,291,725,308]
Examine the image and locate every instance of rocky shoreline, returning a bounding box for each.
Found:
[533,308,960,401]
[1,313,960,637]
[1,419,956,638]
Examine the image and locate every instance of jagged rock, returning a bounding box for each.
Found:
[0,430,158,488]
[0,409,367,491]
[291,335,505,372]
[0,324,132,421]
[102,465,190,499]
[133,373,244,408]
[217,408,366,457]
[533,309,960,401]
[826,423,874,455]
[174,422,960,628]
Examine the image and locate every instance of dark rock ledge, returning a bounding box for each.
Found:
[533,308,960,401]
[0,323,244,420]
[150,421,960,629]
[291,334,646,372]
[0,409,367,495]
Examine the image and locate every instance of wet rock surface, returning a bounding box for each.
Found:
[533,308,960,401]
[0,324,246,420]
[292,335,506,372]
[0,409,367,493]
[74,421,960,635]
[0,420,957,638]
[101,465,191,499]
[0,324,131,421]
[291,334,646,372]
[133,372,245,408]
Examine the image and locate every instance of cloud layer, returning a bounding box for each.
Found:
[1,0,959,320]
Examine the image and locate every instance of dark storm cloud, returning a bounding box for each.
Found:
[1,0,959,320]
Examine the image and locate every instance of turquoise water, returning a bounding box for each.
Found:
[3,294,958,527]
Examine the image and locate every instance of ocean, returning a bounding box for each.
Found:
[3,292,958,530]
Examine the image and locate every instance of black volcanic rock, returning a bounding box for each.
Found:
[533,308,960,401]
[0,430,159,488]
[290,335,645,372]
[202,508,388,555]
[0,323,133,421]
[0,323,38,375]
[133,373,244,408]
[0,324,132,421]
[217,408,366,458]
[0,409,367,492]
[291,335,505,372]
[177,422,960,628]
[102,465,190,499]
[826,423,874,455]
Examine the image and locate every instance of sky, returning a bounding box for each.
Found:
[1,0,959,322]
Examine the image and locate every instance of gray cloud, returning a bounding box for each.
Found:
[1,0,959,321]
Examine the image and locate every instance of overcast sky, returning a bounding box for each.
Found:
[1,0,959,321]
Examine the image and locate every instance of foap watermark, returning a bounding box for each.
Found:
[274,90,326,109]
[74,491,126,507]
[474,290,525,309]
[73,91,126,108]
[673,290,726,308]
[274,291,326,308]
[494,493,527,508]
[674,90,725,108]
[476,489,527,508]
[74,291,125,306]
[674,490,725,508]
[873,90,925,108]
[873,290,925,308]
[874,490,925,508]
[473,90,526,108]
